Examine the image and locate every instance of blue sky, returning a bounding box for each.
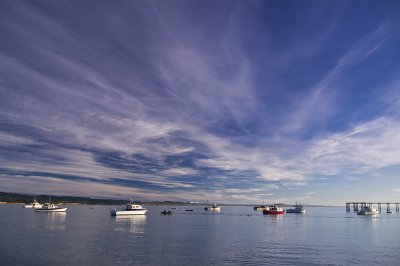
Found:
[1,0,400,204]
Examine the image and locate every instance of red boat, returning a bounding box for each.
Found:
[263,205,285,215]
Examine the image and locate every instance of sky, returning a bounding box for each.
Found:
[1,0,400,205]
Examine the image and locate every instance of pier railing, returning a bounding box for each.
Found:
[346,202,400,213]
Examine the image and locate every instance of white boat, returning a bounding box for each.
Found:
[286,202,306,214]
[357,205,377,216]
[253,205,268,211]
[111,201,147,216]
[35,203,67,212]
[207,203,221,212]
[24,197,43,209]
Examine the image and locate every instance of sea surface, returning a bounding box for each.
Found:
[1,204,400,265]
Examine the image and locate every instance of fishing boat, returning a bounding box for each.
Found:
[286,202,306,214]
[35,202,67,212]
[205,203,220,212]
[210,203,221,211]
[254,201,268,210]
[253,205,268,211]
[23,196,43,209]
[357,205,377,216]
[111,201,147,216]
[263,204,284,215]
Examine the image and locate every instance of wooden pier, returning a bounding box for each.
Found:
[346,202,400,213]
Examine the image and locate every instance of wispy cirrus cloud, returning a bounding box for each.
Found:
[305,117,400,175]
[282,23,391,135]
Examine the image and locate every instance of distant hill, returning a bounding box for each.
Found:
[0,192,208,206]
[0,192,126,205]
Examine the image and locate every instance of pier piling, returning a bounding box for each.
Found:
[346,202,400,213]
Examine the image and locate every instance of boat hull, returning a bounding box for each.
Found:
[263,210,285,215]
[286,209,305,214]
[365,211,377,216]
[111,210,147,216]
[357,209,377,216]
[35,208,67,212]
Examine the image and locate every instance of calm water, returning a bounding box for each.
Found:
[1,205,400,265]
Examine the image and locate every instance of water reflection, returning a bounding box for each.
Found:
[44,212,67,231]
[113,215,147,234]
[369,215,380,229]
[266,214,284,226]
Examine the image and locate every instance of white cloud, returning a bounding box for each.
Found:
[162,168,197,176]
[0,132,38,146]
[282,23,388,134]
[306,117,400,175]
